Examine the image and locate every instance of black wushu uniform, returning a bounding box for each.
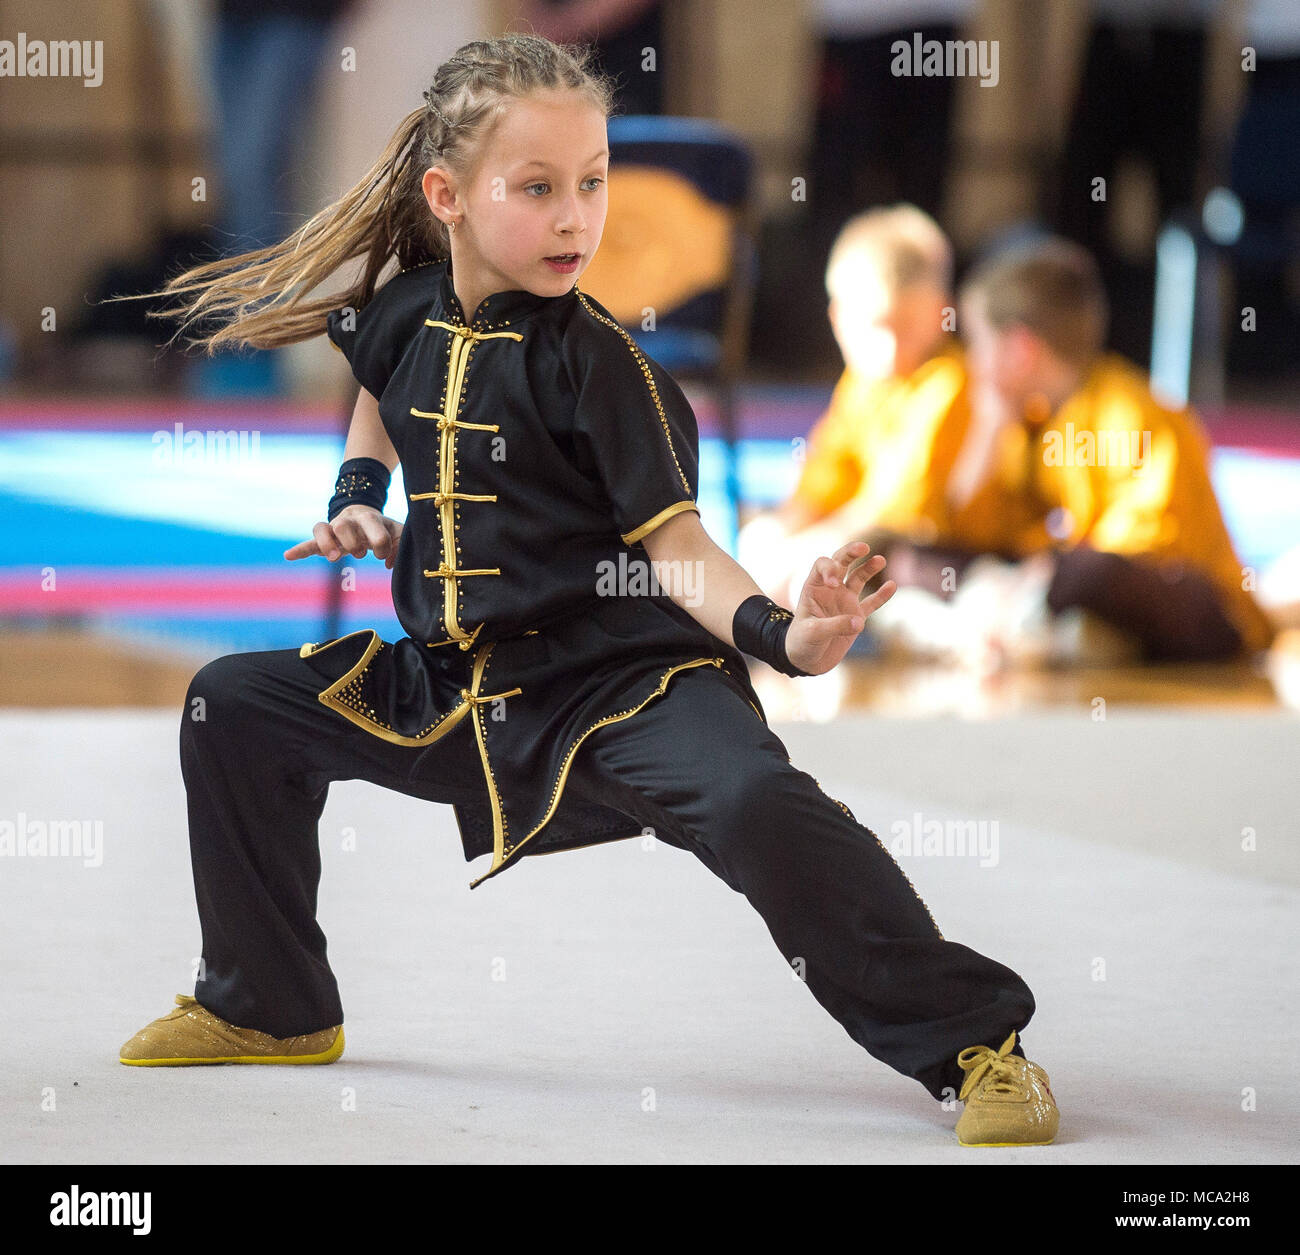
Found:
[309,258,766,890]
[178,257,1037,1102]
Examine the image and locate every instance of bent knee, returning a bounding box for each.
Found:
[181,653,259,729]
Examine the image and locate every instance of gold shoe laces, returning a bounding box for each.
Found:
[957,1030,1022,1101]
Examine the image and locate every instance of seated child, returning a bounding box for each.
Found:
[945,235,1275,665]
[737,205,970,609]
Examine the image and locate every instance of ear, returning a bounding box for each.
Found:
[421,166,458,225]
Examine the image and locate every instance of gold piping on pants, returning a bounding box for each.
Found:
[414,319,523,651]
[468,653,727,889]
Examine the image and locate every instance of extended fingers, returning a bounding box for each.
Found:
[811,542,882,590]
[858,577,898,616]
[283,537,322,561]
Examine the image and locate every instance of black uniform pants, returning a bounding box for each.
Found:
[180,642,1035,1103]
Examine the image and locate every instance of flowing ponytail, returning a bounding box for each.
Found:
[107,32,616,357]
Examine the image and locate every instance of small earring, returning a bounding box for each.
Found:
[447,219,457,234]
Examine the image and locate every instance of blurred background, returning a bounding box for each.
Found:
[2,0,1299,716]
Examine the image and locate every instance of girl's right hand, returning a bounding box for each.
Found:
[283,505,404,570]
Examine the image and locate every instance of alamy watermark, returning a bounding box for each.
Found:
[152,422,261,467]
[891,34,999,87]
[1,34,103,87]
[49,1187,150,1235]
[889,811,999,867]
[595,553,704,606]
[1043,422,1151,468]
[0,813,102,867]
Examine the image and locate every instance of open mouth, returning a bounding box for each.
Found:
[545,253,580,262]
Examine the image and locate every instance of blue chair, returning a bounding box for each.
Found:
[579,115,759,550]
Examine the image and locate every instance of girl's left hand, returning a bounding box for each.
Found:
[785,541,897,675]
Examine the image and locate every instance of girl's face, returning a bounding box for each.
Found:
[426,88,609,307]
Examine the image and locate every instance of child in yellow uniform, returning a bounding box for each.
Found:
[954,236,1274,663]
[737,206,972,608]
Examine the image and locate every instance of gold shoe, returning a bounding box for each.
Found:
[119,994,344,1066]
[954,1030,1058,1146]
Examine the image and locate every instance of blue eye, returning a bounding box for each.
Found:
[524,178,604,196]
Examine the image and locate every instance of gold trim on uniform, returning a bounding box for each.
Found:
[312,285,743,887]
[299,629,477,747]
[621,499,701,546]
[413,319,524,651]
[575,292,694,496]
[808,773,945,941]
[468,653,727,889]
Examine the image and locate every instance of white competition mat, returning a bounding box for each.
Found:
[2,707,1296,1164]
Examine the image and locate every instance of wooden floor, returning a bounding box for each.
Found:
[0,629,203,708]
[3,626,1295,715]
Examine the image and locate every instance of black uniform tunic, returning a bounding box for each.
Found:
[314,257,767,888]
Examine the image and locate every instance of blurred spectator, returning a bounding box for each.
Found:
[737,205,974,612]
[1226,0,1300,380]
[758,1,974,379]
[945,235,1275,666]
[192,0,355,399]
[1049,0,1218,365]
[807,0,976,231]
[512,0,665,115]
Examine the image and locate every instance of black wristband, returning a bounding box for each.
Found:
[328,457,391,522]
[732,594,812,677]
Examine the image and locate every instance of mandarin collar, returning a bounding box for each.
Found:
[437,257,577,330]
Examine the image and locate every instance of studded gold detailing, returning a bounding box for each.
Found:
[807,772,945,940]
[300,629,476,746]
[575,292,693,496]
[468,654,728,889]
[425,622,485,650]
[410,409,501,434]
[410,492,498,507]
[301,630,746,892]
[411,319,524,650]
[333,468,377,496]
[423,563,503,578]
[423,320,523,343]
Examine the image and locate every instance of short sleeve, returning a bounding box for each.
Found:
[565,296,702,546]
[325,264,440,399]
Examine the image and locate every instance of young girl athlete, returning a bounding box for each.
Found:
[119,33,1058,1149]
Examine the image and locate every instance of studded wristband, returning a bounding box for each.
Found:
[327,457,391,522]
[731,594,812,678]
